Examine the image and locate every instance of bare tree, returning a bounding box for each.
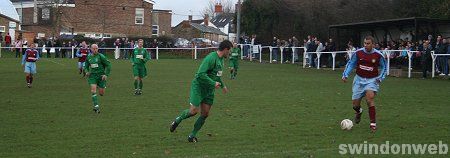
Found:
[202,0,234,18]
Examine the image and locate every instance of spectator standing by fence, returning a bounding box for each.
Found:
[114,38,121,60]
[271,37,279,62]
[15,38,22,58]
[99,38,106,55]
[434,35,446,76]
[421,40,433,78]
[5,33,11,48]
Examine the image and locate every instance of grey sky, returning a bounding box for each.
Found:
[153,0,238,26]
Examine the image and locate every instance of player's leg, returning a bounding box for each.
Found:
[234,61,239,78]
[133,76,139,95]
[352,77,364,124]
[365,90,377,131]
[188,103,211,142]
[170,84,201,132]
[352,99,363,124]
[98,79,106,96]
[138,76,143,95]
[90,83,100,113]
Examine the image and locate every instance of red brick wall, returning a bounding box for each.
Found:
[155,12,172,36]
[20,0,154,38]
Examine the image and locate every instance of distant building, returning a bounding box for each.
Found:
[152,9,172,37]
[0,0,20,43]
[172,15,227,43]
[11,0,172,39]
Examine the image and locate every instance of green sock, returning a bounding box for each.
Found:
[134,80,138,89]
[190,116,207,137]
[175,109,192,124]
[139,80,143,90]
[92,93,98,106]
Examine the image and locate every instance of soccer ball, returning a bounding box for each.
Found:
[341,119,353,130]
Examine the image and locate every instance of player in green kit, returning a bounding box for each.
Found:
[229,43,240,79]
[130,39,150,95]
[84,44,111,113]
[170,40,233,142]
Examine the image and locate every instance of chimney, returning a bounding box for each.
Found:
[215,3,223,14]
[204,14,209,26]
[188,15,193,21]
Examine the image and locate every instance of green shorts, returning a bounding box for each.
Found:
[88,74,107,88]
[189,80,215,107]
[133,64,147,78]
[229,59,239,70]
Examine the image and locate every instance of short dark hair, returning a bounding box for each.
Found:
[219,40,233,51]
[364,36,375,43]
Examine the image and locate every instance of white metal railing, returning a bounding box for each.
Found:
[0,45,218,60]
[1,44,447,78]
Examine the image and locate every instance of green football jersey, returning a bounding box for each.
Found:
[194,52,225,88]
[84,53,111,76]
[131,48,150,65]
[230,48,240,60]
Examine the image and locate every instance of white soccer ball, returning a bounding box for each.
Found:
[341,119,353,130]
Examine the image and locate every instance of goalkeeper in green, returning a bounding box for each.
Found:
[170,40,233,142]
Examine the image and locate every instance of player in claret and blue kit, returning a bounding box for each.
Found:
[342,36,387,132]
[21,43,39,88]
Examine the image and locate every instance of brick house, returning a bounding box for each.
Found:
[152,9,172,37]
[12,0,172,39]
[0,0,20,44]
[172,15,227,43]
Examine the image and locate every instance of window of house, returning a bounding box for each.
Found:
[135,8,144,25]
[0,26,5,32]
[152,25,159,36]
[42,8,50,20]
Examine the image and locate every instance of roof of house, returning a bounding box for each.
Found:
[190,23,227,36]
[0,0,20,22]
[211,13,234,28]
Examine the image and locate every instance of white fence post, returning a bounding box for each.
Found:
[431,51,436,78]
[156,47,159,60]
[269,46,273,63]
[194,46,198,60]
[71,46,75,58]
[259,45,262,63]
[332,52,337,71]
[407,51,413,78]
[291,47,295,64]
[385,51,391,76]
[316,53,321,69]
[303,48,307,68]
[280,47,284,64]
[240,44,244,60]
[0,43,2,58]
[249,45,253,62]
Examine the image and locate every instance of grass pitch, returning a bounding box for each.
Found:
[0,52,449,157]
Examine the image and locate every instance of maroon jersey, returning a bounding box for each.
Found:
[25,49,38,62]
[355,49,384,78]
[78,48,90,62]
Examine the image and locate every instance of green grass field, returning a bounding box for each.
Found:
[0,52,449,157]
